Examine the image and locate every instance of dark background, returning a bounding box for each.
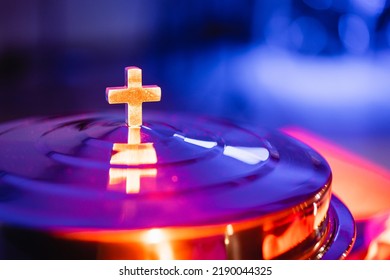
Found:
[1,0,389,168]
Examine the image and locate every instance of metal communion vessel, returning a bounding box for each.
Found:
[0,67,355,260]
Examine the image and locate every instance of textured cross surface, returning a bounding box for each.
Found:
[106,67,161,127]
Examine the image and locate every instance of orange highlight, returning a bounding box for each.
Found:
[282,127,390,220]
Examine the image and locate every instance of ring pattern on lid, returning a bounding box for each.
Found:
[0,112,354,259]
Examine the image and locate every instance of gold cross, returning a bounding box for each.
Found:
[106,67,161,127]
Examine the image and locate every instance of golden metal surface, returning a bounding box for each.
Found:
[106,67,161,127]
[57,180,332,259]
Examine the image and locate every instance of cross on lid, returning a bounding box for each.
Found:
[106,67,161,127]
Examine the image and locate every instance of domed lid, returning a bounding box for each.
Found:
[0,67,331,233]
[0,112,332,231]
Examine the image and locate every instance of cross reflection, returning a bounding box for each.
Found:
[108,127,157,194]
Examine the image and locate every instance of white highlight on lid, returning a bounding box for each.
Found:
[223,146,270,165]
[173,134,217,149]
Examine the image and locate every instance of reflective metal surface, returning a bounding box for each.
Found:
[0,112,354,259]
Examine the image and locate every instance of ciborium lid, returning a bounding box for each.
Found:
[0,67,355,260]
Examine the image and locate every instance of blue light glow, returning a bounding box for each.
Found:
[351,0,386,15]
[339,14,370,54]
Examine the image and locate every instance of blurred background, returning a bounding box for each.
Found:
[1,0,390,260]
[0,0,389,168]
